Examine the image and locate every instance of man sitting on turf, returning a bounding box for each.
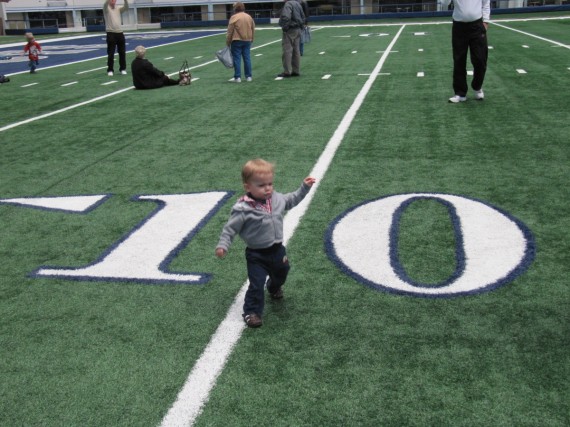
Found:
[131,45,190,89]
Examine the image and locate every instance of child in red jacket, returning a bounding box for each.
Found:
[24,32,42,73]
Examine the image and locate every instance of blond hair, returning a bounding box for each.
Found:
[242,159,274,183]
[233,1,245,12]
[134,45,146,59]
[25,32,34,41]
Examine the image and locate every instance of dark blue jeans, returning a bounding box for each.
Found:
[230,40,252,79]
[244,244,290,317]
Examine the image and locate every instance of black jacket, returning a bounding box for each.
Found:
[131,57,167,90]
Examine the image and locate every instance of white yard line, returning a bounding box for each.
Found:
[492,21,570,49]
[159,23,406,427]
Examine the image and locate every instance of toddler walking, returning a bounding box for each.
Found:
[216,159,315,328]
[23,32,42,73]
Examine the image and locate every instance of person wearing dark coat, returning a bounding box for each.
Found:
[131,45,189,89]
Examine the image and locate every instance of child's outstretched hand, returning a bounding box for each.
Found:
[215,248,226,258]
[304,177,316,187]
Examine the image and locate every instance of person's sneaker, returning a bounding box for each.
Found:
[243,313,262,328]
[107,71,114,76]
[120,70,127,75]
[246,77,252,82]
[448,95,467,103]
[475,89,484,100]
[277,73,291,78]
[291,72,300,77]
[231,77,241,83]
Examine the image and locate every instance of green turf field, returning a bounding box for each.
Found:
[1,13,569,426]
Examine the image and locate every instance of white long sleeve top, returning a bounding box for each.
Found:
[452,0,491,23]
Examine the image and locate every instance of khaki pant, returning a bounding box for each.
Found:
[281,27,302,75]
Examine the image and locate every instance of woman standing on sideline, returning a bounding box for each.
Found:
[226,2,255,82]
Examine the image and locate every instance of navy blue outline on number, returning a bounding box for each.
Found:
[324,193,536,298]
[28,191,234,286]
[389,196,465,288]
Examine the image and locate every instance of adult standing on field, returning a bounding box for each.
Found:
[277,0,305,78]
[226,2,255,83]
[448,0,490,103]
[103,0,129,77]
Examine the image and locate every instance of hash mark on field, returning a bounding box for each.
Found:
[21,82,39,88]
[414,32,426,36]
[418,48,424,52]
[351,51,358,54]
[319,51,326,55]
[417,71,424,77]
[191,77,199,82]
[516,69,527,74]
[255,53,263,56]
[101,80,118,85]
[164,56,175,60]
[522,45,529,48]
[61,81,78,87]
[489,46,494,49]
[275,76,284,80]
[77,66,106,75]
[193,56,203,59]
[322,74,331,79]
[467,70,474,76]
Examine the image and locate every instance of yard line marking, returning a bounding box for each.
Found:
[160,23,407,427]
[61,81,78,87]
[0,38,282,134]
[516,69,527,74]
[376,50,398,53]
[322,74,332,79]
[101,80,118,85]
[492,22,570,50]
[21,82,39,88]
[417,71,424,77]
[76,66,106,74]
[191,77,200,82]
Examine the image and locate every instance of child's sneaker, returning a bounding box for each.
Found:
[243,313,262,328]
[475,89,484,100]
[269,287,284,300]
[448,95,467,103]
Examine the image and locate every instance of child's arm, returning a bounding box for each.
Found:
[215,208,244,258]
[283,177,316,210]
[121,0,129,12]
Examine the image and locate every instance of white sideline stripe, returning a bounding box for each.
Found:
[417,71,424,77]
[76,66,106,75]
[0,39,281,134]
[322,74,332,79]
[62,81,78,87]
[516,69,527,74]
[492,22,570,50]
[159,23,406,427]
[21,83,39,88]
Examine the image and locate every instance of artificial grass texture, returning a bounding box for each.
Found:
[1,16,569,426]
